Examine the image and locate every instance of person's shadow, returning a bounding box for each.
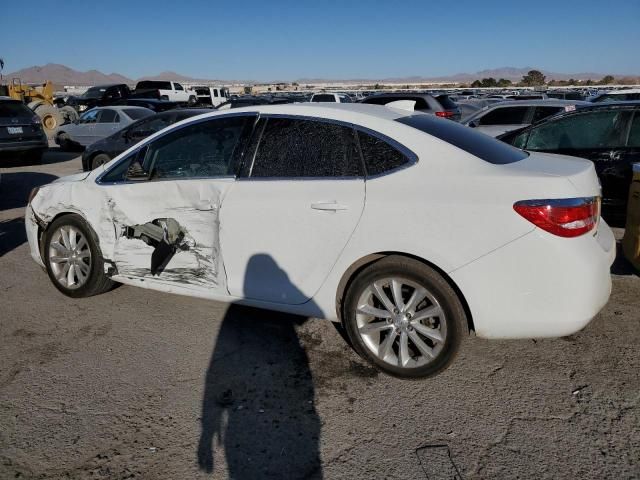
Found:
[198,254,323,479]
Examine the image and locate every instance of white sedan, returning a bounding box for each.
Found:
[25,104,615,378]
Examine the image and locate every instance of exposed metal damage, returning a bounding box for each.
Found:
[28,175,229,295]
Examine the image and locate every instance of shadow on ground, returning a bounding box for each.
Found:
[611,241,638,276]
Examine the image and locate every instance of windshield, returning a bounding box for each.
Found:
[396,114,528,165]
[0,101,34,118]
[83,87,106,99]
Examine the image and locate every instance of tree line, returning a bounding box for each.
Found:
[467,70,627,88]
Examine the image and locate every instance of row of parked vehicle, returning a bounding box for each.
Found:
[2,84,639,227]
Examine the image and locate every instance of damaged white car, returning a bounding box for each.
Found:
[26,104,616,378]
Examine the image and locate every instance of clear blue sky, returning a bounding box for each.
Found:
[1,0,638,80]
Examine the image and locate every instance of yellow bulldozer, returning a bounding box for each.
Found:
[0,78,78,136]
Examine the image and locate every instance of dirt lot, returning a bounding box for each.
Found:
[1,151,639,479]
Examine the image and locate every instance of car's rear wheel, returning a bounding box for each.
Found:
[342,256,467,379]
[91,153,110,170]
[56,132,71,151]
[43,214,115,298]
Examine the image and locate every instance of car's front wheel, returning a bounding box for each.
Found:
[342,256,468,379]
[43,214,115,298]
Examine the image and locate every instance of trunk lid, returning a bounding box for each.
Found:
[504,151,601,198]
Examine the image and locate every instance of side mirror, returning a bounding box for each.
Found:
[125,160,150,181]
[468,120,479,128]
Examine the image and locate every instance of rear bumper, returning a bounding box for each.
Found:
[450,220,615,339]
[0,139,47,153]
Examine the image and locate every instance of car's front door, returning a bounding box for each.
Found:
[221,116,366,305]
[73,109,99,145]
[101,115,254,294]
[92,109,121,145]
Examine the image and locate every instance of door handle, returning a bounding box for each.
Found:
[311,201,348,211]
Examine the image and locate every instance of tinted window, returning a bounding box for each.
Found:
[137,81,172,90]
[0,101,34,117]
[174,83,184,91]
[396,114,528,165]
[526,110,630,150]
[311,94,336,103]
[124,108,153,120]
[479,106,530,125]
[358,131,409,176]
[628,112,640,148]
[129,115,173,138]
[143,117,248,179]
[435,95,457,109]
[251,118,362,178]
[98,109,118,123]
[530,106,564,123]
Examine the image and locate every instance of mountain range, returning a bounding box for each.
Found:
[2,63,638,86]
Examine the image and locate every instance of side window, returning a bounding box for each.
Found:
[358,130,410,176]
[129,116,172,138]
[250,118,362,178]
[174,83,184,91]
[531,106,563,123]
[213,89,219,97]
[479,106,530,125]
[101,148,144,183]
[142,117,248,179]
[627,113,640,148]
[526,110,630,151]
[98,109,118,123]
[80,110,99,123]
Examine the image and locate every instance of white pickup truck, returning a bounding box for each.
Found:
[190,86,230,107]
[134,80,197,104]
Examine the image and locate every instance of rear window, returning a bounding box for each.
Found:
[396,114,528,165]
[0,101,33,118]
[311,94,336,103]
[137,81,172,90]
[124,108,153,120]
[435,95,457,109]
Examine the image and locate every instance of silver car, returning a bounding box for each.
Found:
[463,99,589,137]
[55,106,154,150]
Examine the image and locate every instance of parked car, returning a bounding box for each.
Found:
[134,80,196,104]
[54,106,154,150]
[119,98,187,112]
[82,108,211,171]
[588,88,640,103]
[359,93,461,121]
[310,92,352,103]
[190,86,230,107]
[463,100,588,137]
[27,103,614,378]
[0,97,48,163]
[216,96,296,110]
[499,102,640,225]
[546,90,586,101]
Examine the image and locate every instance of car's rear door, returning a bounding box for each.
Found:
[220,116,366,305]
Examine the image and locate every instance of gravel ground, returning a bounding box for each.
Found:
[1,151,639,479]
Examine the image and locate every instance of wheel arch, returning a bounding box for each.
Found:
[37,210,98,262]
[335,251,475,333]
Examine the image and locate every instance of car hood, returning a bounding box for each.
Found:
[52,171,92,184]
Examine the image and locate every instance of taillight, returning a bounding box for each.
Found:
[435,111,454,118]
[513,197,600,238]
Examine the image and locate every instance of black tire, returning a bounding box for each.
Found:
[188,95,197,106]
[34,104,63,133]
[91,153,111,170]
[43,214,115,298]
[342,255,468,379]
[56,132,72,151]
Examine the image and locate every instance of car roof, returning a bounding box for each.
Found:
[362,93,435,100]
[488,99,590,107]
[91,105,153,111]
[572,100,640,110]
[595,88,640,95]
[87,84,125,89]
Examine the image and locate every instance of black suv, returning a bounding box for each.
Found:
[0,98,48,163]
[499,102,640,225]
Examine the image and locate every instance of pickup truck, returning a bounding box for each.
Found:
[134,80,197,104]
[190,86,230,107]
[63,83,191,115]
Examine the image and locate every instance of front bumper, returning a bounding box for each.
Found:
[450,220,615,339]
[25,206,45,268]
